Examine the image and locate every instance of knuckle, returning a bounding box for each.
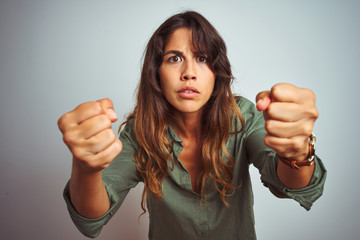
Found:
[271,84,281,98]
[71,146,84,160]
[102,98,112,105]
[305,89,316,100]
[80,101,103,114]
[93,102,104,113]
[104,128,116,140]
[57,117,64,130]
[302,124,313,136]
[264,120,273,133]
[314,109,319,119]
[62,131,76,145]
[308,106,319,119]
[291,139,304,152]
[113,139,123,153]
[57,113,70,130]
[271,83,289,94]
[98,114,111,127]
[303,89,317,105]
[266,104,275,118]
[263,135,272,147]
[272,83,282,89]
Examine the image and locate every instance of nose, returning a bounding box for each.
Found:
[181,60,197,81]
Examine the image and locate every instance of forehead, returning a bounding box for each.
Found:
[164,28,194,51]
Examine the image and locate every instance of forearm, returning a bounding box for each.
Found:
[276,160,315,189]
[69,159,110,219]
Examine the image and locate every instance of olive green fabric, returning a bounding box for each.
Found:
[63,97,327,239]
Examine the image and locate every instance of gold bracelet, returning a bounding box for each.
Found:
[278,133,316,169]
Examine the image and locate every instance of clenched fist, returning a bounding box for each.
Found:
[58,98,122,173]
[256,83,319,162]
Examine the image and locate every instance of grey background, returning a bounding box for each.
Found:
[0,0,359,239]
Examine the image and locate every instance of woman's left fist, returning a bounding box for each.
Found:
[256,83,319,161]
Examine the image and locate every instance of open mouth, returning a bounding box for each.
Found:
[177,86,199,98]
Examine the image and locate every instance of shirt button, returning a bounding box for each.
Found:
[201,231,207,237]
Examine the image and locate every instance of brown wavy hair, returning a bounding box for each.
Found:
[120,11,244,215]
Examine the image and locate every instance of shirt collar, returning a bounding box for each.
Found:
[168,125,183,144]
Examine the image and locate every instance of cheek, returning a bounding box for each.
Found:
[159,65,172,84]
[158,73,172,101]
[158,67,167,90]
[207,74,216,94]
[159,66,179,92]
[159,76,171,94]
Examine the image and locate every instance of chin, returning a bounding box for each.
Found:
[173,104,204,115]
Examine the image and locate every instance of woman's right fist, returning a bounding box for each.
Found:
[57,98,122,172]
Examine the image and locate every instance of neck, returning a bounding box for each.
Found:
[172,111,202,140]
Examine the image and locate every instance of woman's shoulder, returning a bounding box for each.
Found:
[119,117,138,146]
[234,96,256,113]
[234,95,264,131]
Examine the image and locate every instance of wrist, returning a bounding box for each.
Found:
[278,133,316,170]
[72,157,103,175]
[70,158,104,189]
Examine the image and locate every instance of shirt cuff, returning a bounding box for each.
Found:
[260,153,327,211]
[63,180,123,238]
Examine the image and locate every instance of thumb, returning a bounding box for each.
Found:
[97,98,118,122]
[255,91,271,112]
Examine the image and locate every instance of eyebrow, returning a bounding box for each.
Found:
[163,50,205,57]
[163,50,184,57]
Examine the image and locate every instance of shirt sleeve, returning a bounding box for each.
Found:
[240,98,327,211]
[63,119,141,238]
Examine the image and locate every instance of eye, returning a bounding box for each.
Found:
[168,55,182,63]
[196,56,207,63]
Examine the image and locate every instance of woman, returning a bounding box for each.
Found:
[58,11,326,239]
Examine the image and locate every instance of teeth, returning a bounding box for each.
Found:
[184,90,194,93]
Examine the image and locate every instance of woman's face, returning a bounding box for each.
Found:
[159,28,215,116]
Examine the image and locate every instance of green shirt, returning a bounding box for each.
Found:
[63,97,327,239]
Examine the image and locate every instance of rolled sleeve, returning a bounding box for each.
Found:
[63,180,127,238]
[259,153,327,210]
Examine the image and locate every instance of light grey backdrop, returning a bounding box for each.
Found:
[1,0,359,239]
